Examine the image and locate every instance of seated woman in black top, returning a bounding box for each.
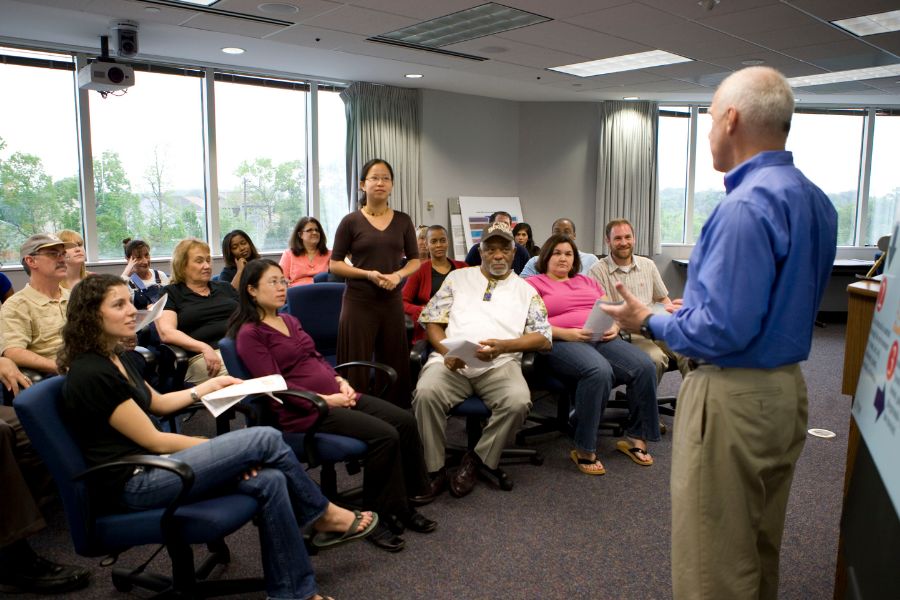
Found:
[513,222,541,257]
[220,229,260,289]
[59,274,376,600]
[157,238,238,384]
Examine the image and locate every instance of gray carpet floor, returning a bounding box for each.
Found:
[21,322,851,599]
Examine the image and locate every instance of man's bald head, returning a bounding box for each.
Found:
[714,66,794,139]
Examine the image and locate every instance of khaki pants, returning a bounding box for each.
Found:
[185,349,227,385]
[671,364,807,600]
[412,360,532,471]
[630,334,691,384]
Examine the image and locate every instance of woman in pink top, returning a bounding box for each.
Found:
[280,217,331,287]
[526,234,659,475]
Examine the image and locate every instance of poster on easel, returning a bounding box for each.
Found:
[457,197,523,250]
[853,218,900,515]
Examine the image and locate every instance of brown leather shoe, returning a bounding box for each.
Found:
[412,469,447,505]
[449,451,481,498]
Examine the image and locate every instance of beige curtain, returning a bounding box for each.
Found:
[340,82,422,225]
[594,100,660,255]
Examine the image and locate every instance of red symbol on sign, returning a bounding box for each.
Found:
[876,278,887,312]
[888,341,899,381]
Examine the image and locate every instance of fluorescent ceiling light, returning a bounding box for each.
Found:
[549,50,692,78]
[378,3,550,48]
[405,73,424,78]
[163,0,219,5]
[832,9,900,36]
[787,64,900,87]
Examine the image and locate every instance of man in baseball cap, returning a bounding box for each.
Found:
[1,234,75,375]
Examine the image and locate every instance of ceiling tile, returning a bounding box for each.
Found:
[741,22,852,50]
[783,39,900,71]
[500,0,629,20]
[569,3,764,60]
[495,20,652,59]
[787,0,900,22]
[705,51,828,77]
[266,24,364,49]
[299,4,419,36]
[444,36,592,68]
[638,0,778,20]
[795,81,885,94]
[214,0,342,23]
[343,0,482,21]
[82,0,199,25]
[336,39,481,68]
[867,31,900,56]
[696,3,819,35]
[179,13,286,37]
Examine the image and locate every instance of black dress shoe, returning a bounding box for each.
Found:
[449,451,481,498]
[366,522,405,553]
[384,513,405,535]
[403,509,437,534]
[0,554,90,594]
[416,469,447,503]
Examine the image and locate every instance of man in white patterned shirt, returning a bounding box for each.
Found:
[413,221,551,499]
[588,219,689,382]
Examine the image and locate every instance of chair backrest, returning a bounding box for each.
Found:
[218,336,252,379]
[286,282,345,363]
[15,376,101,556]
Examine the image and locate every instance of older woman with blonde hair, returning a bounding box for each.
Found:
[56,229,90,290]
[156,238,238,384]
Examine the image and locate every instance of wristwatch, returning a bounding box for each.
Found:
[190,387,200,402]
[639,315,654,340]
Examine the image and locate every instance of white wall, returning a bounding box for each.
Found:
[420,89,520,231]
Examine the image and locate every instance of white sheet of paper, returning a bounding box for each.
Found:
[135,293,168,332]
[441,338,493,368]
[583,300,618,342]
[200,374,287,418]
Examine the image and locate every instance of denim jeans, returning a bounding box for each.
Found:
[121,427,327,600]
[546,337,660,453]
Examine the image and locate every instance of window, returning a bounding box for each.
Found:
[787,110,865,246]
[317,88,348,244]
[866,112,900,246]
[691,108,727,239]
[658,107,690,244]
[215,76,308,254]
[89,68,206,259]
[0,49,81,265]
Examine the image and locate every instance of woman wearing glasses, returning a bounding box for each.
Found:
[329,159,420,408]
[280,217,331,287]
[231,259,437,553]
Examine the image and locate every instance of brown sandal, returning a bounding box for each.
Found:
[569,450,606,475]
[616,440,653,466]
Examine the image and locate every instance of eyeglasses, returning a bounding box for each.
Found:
[263,278,290,288]
[30,250,67,259]
[301,228,320,234]
[365,176,392,183]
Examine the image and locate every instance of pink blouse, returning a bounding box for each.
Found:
[279,249,331,287]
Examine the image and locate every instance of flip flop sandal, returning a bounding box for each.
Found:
[616,440,654,466]
[569,450,605,475]
[312,510,379,549]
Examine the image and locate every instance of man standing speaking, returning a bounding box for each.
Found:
[602,66,838,600]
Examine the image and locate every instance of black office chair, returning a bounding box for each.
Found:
[410,341,542,491]
[15,376,265,597]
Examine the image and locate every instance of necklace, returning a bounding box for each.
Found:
[363,205,389,217]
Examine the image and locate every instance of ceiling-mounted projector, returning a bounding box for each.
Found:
[78,60,134,92]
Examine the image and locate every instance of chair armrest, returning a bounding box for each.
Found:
[521,351,535,376]
[409,340,432,384]
[157,344,192,393]
[334,361,397,398]
[269,389,330,468]
[76,455,196,542]
[134,345,156,367]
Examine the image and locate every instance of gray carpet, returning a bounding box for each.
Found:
[21,323,851,599]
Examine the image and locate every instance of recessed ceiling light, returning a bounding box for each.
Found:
[741,59,765,66]
[405,73,423,79]
[549,50,692,78]
[144,6,161,13]
[165,0,217,6]
[787,64,900,87]
[258,3,299,15]
[832,9,900,36]
[221,47,245,55]
[623,96,640,100]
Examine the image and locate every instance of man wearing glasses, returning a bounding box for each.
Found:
[0,234,75,375]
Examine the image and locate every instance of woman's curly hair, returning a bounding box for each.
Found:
[57,274,129,373]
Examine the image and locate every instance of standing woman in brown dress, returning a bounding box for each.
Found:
[329,159,421,407]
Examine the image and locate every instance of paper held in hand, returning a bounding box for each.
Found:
[135,293,168,332]
[583,300,618,342]
[441,338,493,368]
[200,374,288,418]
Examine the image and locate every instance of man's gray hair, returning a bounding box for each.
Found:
[715,66,794,136]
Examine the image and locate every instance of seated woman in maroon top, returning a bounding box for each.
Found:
[402,225,467,343]
[228,259,437,553]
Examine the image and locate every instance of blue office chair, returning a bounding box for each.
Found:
[410,341,542,491]
[218,337,368,499]
[14,376,265,597]
[285,282,397,398]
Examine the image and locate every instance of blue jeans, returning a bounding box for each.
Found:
[546,337,660,453]
[121,427,326,600]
